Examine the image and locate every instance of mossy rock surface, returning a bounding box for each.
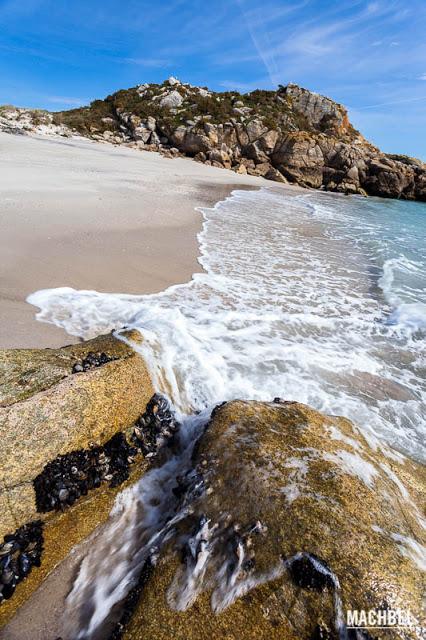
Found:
[0,332,139,407]
[124,400,425,640]
[0,331,153,538]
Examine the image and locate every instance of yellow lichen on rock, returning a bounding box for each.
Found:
[124,400,425,640]
[0,331,153,538]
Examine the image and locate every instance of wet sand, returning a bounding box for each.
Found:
[0,132,296,348]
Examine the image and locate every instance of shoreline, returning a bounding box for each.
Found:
[0,134,424,639]
[0,131,302,349]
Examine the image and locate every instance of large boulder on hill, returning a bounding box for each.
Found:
[124,400,425,640]
[283,83,350,135]
[128,116,152,143]
[168,125,212,155]
[159,90,184,110]
[0,331,153,538]
[414,171,426,200]
[233,121,250,147]
[208,147,232,169]
[257,129,279,153]
[245,119,268,143]
[363,157,417,199]
[272,132,324,187]
[386,154,426,199]
[319,139,369,172]
[216,122,240,149]
[242,140,269,165]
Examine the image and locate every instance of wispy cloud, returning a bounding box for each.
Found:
[353,95,426,110]
[46,95,87,106]
[219,78,268,91]
[419,73,426,80]
[235,0,307,84]
[123,57,171,68]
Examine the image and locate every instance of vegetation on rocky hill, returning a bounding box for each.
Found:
[1,77,425,200]
[51,79,359,141]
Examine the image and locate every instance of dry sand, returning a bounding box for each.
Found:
[0,131,290,349]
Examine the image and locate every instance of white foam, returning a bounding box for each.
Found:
[372,525,426,571]
[389,533,426,571]
[322,449,378,489]
[27,188,426,459]
[379,256,426,331]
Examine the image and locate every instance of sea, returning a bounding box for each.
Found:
[28,187,426,463]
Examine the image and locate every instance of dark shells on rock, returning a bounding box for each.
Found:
[0,520,43,604]
[33,394,178,515]
[310,624,335,640]
[33,433,139,513]
[287,552,336,591]
[132,393,180,458]
[72,351,117,374]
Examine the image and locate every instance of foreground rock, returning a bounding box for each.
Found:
[1,79,425,200]
[0,331,153,538]
[0,331,155,624]
[124,400,425,639]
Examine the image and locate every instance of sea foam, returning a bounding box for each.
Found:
[28,188,426,461]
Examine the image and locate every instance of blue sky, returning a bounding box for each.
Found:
[1,0,425,158]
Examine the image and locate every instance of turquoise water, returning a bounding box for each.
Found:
[28,189,426,461]
[307,193,426,331]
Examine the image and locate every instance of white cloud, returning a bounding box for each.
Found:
[46,96,87,106]
[124,57,171,68]
[419,73,426,80]
[219,78,269,91]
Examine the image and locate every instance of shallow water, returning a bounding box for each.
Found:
[28,188,426,462]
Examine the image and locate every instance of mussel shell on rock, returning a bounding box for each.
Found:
[132,393,180,458]
[0,521,43,605]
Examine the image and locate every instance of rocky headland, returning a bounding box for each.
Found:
[1,77,425,201]
[0,334,425,639]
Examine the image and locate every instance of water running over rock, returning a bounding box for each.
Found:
[58,400,425,640]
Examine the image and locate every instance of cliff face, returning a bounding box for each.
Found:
[1,78,425,201]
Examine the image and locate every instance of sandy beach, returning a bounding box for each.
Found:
[0,132,288,349]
